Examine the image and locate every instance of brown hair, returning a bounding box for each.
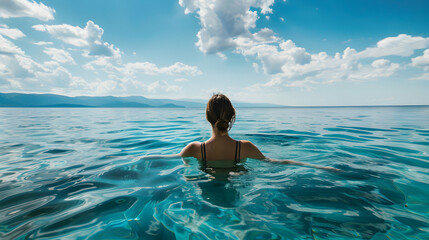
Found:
[206,93,236,132]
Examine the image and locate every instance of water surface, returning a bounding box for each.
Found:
[0,107,428,239]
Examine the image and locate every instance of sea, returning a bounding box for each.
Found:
[0,106,428,239]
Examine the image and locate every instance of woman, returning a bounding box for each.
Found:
[146,93,340,172]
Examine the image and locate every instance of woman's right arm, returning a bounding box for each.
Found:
[179,142,201,158]
[242,141,342,172]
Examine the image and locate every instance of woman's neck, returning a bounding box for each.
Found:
[210,128,229,139]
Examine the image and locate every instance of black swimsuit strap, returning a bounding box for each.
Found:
[237,141,241,163]
[200,143,203,161]
[234,140,241,164]
[201,142,207,168]
[234,141,238,163]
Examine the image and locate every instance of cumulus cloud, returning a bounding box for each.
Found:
[81,56,202,96]
[43,47,75,64]
[252,62,259,73]
[217,52,227,60]
[411,49,429,71]
[33,21,121,58]
[123,61,202,76]
[0,25,26,39]
[179,0,277,54]
[178,0,425,90]
[161,62,202,76]
[358,34,429,58]
[0,0,55,21]
[0,54,37,80]
[409,72,429,81]
[146,80,182,93]
[245,38,404,91]
[178,0,403,88]
[0,34,25,55]
[67,77,119,96]
[1,16,199,96]
[238,34,429,90]
[239,40,311,74]
[0,29,82,93]
[34,41,53,45]
[32,24,87,46]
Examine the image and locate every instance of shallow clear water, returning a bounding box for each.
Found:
[0,107,429,239]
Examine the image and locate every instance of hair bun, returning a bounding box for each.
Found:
[215,118,229,132]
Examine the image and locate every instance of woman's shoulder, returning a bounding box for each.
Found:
[189,141,203,147]
[237,140,256,148]
[184,141,203,151]
[237,140,265,159]
[180,141,202,158]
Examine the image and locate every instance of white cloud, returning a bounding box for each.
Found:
[68,77,119,96]
[358,34,429,58]
[239,40,311,74]
[217,52,227,60]
[32,23,86,46]
[35,66,78,88]
[411,49,429,71]
[0,0,54,21]
[0,54,37,80]
[1,16,199,97]
[0,34,25,55]
[33,21,121,58]
[244,39,404,91]
[123,61,202,76]
[175,78,189,82]
[252,62,259,73]
[43,47,75,64]
[179,0,425,91]
[240,35,424,85]
[34,41,53,45]
[252,28,277,43]
[83,57,113,71]
[124,62,160,75]
[146,80,181,93]
[179,0,277,54]
[409,72,429,81]
[160,62,202,76]
[178,0,401,89]
[0,25,26,39]
[43,61,60,68]
[82,58,202,95]
[0,30,83,93]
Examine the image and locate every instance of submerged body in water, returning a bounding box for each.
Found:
[0,106,429,239]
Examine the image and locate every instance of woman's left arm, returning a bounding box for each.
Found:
[262,158,342,172]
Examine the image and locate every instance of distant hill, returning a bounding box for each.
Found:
[0,93,283,108]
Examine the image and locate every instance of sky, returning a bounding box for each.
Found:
[0,0,429,106]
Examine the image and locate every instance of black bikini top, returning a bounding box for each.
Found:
[200,141,241,168]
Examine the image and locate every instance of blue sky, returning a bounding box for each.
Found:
[0,0,429,105]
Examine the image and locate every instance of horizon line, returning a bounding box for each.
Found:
[1,92,428,108]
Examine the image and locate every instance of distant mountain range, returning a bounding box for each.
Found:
[0,93,283,108]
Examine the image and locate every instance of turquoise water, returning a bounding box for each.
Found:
[0,107,429,239]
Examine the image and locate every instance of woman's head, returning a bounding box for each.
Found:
[206,93,236,132]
